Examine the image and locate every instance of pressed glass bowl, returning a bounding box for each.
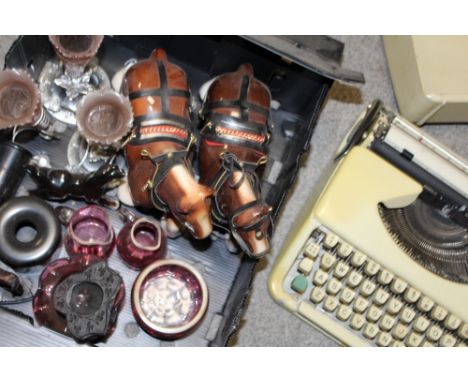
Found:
[132,259,208,340]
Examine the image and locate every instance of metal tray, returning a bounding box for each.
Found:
[0,35,362,346]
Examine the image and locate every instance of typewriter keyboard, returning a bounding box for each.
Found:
[285,227,468,347]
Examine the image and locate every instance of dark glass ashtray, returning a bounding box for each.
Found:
[33,255,125,343]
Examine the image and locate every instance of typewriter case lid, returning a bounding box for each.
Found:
[1,35,363,346]
[384,36,468,125]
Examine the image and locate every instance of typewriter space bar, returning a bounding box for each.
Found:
[297,302,369,347]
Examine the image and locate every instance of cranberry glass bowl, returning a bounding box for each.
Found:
[132,259,208,340]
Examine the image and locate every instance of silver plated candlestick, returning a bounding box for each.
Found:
[0,69,52,139]
[39,35,110,126]
[67,89,133,172]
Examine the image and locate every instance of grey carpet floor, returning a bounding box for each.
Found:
[1,35,467,346]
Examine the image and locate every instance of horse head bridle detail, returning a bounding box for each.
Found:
[124,49,213,239]
[199,64,273,258]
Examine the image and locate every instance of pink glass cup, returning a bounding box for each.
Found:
[117,217,167,270]
[49,35,104,77]
[64,205,115,259]
[0,69,48,130]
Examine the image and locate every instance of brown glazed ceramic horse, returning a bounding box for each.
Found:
[123,49,212,239]
[199,64,273,258]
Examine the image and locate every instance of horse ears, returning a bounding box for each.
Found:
[176,198,191,215]
[151,48,167,61]
[237,63,254,77]
[233,203,272,227]
[201,185,214,199]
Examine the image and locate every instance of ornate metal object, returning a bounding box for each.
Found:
[39,36,110,125]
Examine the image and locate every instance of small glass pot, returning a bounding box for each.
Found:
[117,217,167,270]
[64,205,115,259]
[132,259,209,340]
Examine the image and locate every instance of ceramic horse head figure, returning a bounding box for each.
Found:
[123,49,213,239]
[199,63,273,258]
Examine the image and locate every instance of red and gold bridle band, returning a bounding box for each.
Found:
[140,125,189,140]
[215,126,266,144]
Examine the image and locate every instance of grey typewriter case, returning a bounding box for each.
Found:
[0,35,363,346]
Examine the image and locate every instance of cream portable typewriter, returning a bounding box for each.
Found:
[269,100,468,347]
